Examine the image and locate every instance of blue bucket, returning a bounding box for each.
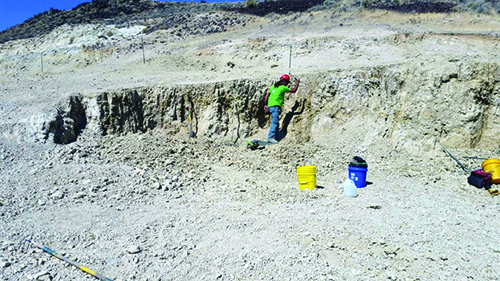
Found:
[348,166,368,188]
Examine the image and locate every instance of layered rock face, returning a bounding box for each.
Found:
[39,61,499,149]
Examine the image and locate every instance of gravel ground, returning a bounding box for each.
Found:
[2,8,500,281]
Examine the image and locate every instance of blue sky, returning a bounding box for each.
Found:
[0,0,243,32]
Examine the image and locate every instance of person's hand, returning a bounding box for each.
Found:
[264,105,269,111]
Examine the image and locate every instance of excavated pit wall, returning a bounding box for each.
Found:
[312,61,500,150]
[43,61,500,149]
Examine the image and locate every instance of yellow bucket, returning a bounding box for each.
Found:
[297,165,317,190]
[482,159,500,184]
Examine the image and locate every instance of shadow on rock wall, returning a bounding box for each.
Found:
[44,95,87,144]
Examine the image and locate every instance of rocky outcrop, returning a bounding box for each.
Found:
[43,94,87,144]
[38,61,499,149]
[311,61,500,148]
[93,79,269,139]
[97,89,145,135]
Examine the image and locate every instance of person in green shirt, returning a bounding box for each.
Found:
[263,74,300,143]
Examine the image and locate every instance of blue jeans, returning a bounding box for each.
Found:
[267,106,280,140]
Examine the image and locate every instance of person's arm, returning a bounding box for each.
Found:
[263,91,270,111]
[289,78,300,93]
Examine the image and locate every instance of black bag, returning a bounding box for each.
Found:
[467,169,492,189]
[349,156,368,168]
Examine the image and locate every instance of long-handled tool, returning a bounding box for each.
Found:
[288,40,292,72]
[441,144,471,173]
[23,240,113,281]
[187,94,196,138]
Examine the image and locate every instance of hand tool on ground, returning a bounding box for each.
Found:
[246,139,276,150]
[247,140,259,150]
[22,239,114,281]
[441,144,471,173]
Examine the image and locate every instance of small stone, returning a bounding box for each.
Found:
[37,200,46,206]
[74,192,86,199]
[162,180,172,191]
[50,191,64,200]
[39,273,52,281]
[127,245,142,254]
[152,181,161,190]
[31,271,52,280]
[384,247,400,256]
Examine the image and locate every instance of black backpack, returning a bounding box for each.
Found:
[467,169,492,190]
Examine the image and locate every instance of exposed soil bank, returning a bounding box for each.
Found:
[36,61,500,151]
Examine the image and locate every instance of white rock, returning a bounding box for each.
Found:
[73,191,86,199]
[127,245,142,254]
[50,191,64,199]
[31,271,51,280]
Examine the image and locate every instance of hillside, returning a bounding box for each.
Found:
[1,2,500,281]
[0,0,325,43]
[2,0,499,43]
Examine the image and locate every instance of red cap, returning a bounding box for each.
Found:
[280,74,290,82]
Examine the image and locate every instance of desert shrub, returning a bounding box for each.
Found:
[460,0,500,14]
[311,0,353,11]
[369,0,457,13]
[372,0,499,14]
[245,0,258,8]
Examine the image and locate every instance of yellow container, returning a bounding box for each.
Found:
[482,159,500,184]
[297,165,317,190]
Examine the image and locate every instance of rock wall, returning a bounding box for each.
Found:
[39,61,500,149]
[88,80,270,140]
[42,94,87,144]
[310,61,500,149]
